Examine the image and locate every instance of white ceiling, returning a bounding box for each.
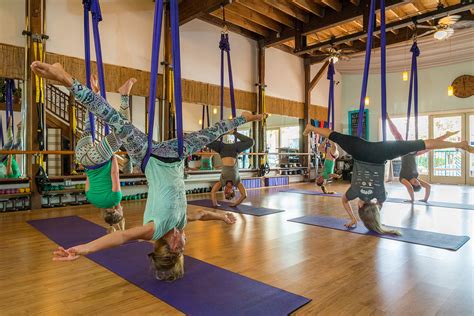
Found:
[335,28,474,74]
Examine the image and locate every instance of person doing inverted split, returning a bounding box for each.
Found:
[387,115,458,203]
[208,131,254,207]
[303,124,473,235]
[31,61,265,281]
[0,120,22,179]
[75,74,136,232]
[316,138,341,194]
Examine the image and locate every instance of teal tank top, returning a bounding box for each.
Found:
[143,157,187,240]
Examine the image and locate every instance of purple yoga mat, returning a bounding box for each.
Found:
[279,189,342,197]
[188,199,284,216]
[289,215,470,251]
[281,189,474,210]
[28,216,310,315]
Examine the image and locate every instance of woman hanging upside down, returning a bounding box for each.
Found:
[31,61,265,281]
[208,131,254,207]
[0,121,22,179]
[316,138,341,194]
[75,75,136,232]
[387,115,458,203]
[303,124,473,235]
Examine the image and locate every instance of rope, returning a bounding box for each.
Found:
[406,41,420,140]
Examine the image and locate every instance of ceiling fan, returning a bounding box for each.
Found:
[416,15,474,41]
[317,47,355,63]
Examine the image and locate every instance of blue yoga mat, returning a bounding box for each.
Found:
[188,199,284,216]
[28,216,310,315]
[279,189,342,197]
[281,189,474,210]
[288,215,470,251]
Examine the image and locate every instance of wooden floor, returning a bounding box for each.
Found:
[1,181,473,315]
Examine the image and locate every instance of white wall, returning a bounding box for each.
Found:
[46,0,157,72]
[341,60,474,141]
[0,0,25,47]
[180,20,257,91]
[265,48,304,102]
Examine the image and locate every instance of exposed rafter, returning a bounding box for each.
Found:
[291,0,325,18]
[263,0,310,23]
[225,3,283,32]
[321,0,342,12]
[199,14,262,41]
[235,0,295,28]
[179,0,231,25]
[299,2,474,56]
[264,0,408,46]
[210,8,272,37]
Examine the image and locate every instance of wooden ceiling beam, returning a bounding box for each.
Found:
[298,2,474,55]
[291,0,325,18]
[263,0,310,22]
[309,60,330,92]
[210,8,272,37]
[179,0,231,25]
[264,0,408,46]
[321,0,342,12]
[225,3,283,32]
[199,14,262,40]
[235,0,295,28]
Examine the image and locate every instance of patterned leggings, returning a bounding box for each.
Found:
[70,80,247,165]
[75,96,130,167]
[0,124,22,161]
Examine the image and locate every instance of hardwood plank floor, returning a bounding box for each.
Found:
[0,181,472,315]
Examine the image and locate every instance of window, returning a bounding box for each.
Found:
[384,116,429,175]
[280,126,300,149]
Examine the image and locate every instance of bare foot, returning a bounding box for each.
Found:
[223,212,236,224]
[241,111,267,122]
[303,124,313,136]
[117,78,137,96]
[30,62,73,86]
[90,74,100,94]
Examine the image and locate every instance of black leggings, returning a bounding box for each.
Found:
[329,132,425,164]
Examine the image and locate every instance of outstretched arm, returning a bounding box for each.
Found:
[418,179,431,202]
[387,115,403,141]
[329,140,339,158]
[342,193,358,228]
[230,182,247,207]
[211,181,222,207]
[111,156,121,193]
[52,223,155,261]
[187,209,236,224]
[400,178,415,202]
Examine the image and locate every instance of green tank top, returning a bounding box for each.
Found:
[143,157,187,240]
[322,159,335,179]
[85,160,122,208]
[2,157,21,178]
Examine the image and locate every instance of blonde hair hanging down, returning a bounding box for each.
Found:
[358,203,402,236]
[148,238,184,282]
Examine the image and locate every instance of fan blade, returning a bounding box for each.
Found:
[340,49,358,53]
[340,55,351,61]
[418,29,436,38]
[452,20,474,30]
[416,24,436,29]
[445,28,455,38]
[439,15,461,26]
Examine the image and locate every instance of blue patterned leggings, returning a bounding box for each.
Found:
[70,80,247,165]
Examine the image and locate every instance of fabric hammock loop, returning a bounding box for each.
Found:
[357,0,387,141]
[219,33,237,120]
[326,60,335,131]
[142,0,184,171]
[405,41,420,140]
[83,0,109,139]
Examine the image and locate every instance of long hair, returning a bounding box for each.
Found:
[148,238,184,282]
[358,202,401,236]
